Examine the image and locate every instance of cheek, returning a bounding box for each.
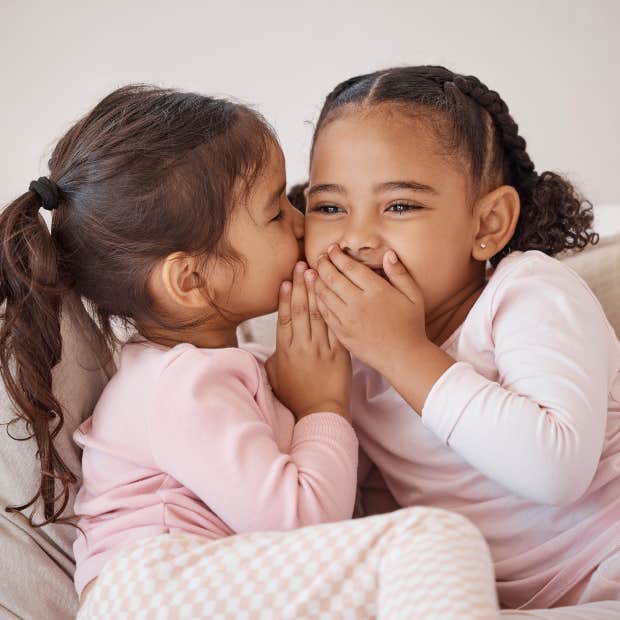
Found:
[304,220,335,268]
[277,226,300,258]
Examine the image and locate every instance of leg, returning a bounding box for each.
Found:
[376,508,498,620]
[78,506,498,619]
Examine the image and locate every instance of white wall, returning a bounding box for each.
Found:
[1,0,619,209]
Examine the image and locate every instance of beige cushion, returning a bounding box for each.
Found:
[560,232,620,337]
[0,294,113,619]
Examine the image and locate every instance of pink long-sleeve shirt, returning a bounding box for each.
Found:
[354,249,620,610]
[72,341,358,597]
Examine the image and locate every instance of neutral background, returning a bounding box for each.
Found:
[1,0,619,216]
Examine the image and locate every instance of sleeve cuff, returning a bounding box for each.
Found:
[292,412,358,449]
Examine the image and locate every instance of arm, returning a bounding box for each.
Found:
[149,348,358,533]
[312,246,610,505]
[408,259,610,505]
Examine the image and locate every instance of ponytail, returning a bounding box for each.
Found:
[0,188,74,526]
[491,171,598,267]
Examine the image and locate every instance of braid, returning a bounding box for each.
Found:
[408,65,455,88]
[448,74,596,264]
[393,67,537,187]
[452,74,536,180]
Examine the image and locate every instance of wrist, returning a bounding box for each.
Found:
[298,401,351,423]
[376,337,433,377]
[380,339,455,415]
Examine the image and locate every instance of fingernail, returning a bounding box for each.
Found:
[304,270,316,282]
[387,251,398,264]
[295,261,307,272]
[327,243,337,253]
[318,253,326,262]
[281,281,291,293]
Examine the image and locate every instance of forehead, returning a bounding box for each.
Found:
[310,107,465,186]
[239,141,285,202]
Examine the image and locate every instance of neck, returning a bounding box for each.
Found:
[139,321,239,349]
[425,271,487,347]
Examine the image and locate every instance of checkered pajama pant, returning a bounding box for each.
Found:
[77,506,499,619]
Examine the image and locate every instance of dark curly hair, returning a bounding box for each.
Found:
[287,182,308,214]
[310,66,599,267]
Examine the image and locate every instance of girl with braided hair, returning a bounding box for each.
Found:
[302,65,620,611]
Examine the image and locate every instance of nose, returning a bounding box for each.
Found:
[340,219,381,256]
[290,202,305,242]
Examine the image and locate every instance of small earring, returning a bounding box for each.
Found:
[480,242,487,249]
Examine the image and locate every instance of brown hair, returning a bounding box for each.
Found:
[311,66,598,266]
[0,84,275,526]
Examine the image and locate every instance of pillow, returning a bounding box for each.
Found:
[0,293,114,619]
[560,231,620,337]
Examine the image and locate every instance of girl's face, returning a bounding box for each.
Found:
[223,143,304,320]
[305,109,482,317]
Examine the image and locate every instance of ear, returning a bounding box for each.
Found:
[472,185,520,261]
[154,252,210,311]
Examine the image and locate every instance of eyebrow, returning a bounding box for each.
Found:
[307,180,438,197]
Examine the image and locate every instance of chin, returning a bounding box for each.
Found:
[258,297,280,318]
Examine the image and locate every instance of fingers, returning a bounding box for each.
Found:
[382,250,419,303]
[290,261,311,343]
[314,286,343,350]
[304,269,329,345]
[324,244,376,290]
[276,280,292,348]
[316,249,360,300]
[312,266,347,321]
[326,325,340,352]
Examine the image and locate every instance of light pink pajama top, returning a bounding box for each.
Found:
[72,341,358,597]
[353,250,620,609]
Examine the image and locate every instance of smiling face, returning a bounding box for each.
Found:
[304,106,485,317]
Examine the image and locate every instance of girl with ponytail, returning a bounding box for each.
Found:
[302,65,620,610]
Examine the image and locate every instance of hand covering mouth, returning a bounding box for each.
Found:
[364,264,388,280]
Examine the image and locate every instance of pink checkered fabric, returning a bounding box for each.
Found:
[77,507,498,619]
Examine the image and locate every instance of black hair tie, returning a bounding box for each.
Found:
[29,176,60,211]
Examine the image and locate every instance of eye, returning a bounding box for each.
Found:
[386,202,422,214]
[310,205,345,215]
[271,210,284,222]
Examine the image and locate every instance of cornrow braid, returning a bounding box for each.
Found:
[452,74,536,178]
[396,66,537,184]
[311,65,598,266]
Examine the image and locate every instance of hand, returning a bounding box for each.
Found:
[265,261,352,423]
[308,245,427,374]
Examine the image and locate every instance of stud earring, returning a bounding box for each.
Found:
[480,242,487,249]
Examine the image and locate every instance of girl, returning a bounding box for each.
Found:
[302,65,620,612]
[0,84,499,619]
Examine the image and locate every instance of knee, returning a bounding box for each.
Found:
[393,506,485,544]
